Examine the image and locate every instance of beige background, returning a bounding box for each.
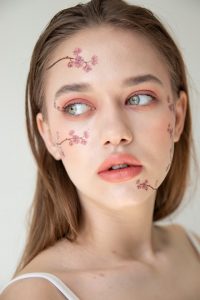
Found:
[0,0,199,288]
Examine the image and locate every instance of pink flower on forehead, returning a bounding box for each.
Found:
[74,55,84,68]
[68,60,74,68]
[73,48,82,55]
[83,64,92,72]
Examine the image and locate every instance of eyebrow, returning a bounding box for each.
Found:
[55,83,91,99]
[54,74,163,100]
[123,74,163,87]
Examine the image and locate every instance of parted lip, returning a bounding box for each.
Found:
[97,153,142,173]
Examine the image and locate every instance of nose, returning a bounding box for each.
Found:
[100,108,133,147]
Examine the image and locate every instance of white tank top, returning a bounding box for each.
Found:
[1,228,200,299]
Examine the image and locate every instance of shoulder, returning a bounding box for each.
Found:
[1,276,64,300]
[169,223,200,257]
[172,223,200,242]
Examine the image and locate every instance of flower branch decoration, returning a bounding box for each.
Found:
[47,47,98,72]
[56,130,89,147]
[136,179,157,191]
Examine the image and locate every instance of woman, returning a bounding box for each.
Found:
[1,0,200,299]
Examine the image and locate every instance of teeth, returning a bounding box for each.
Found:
[110,164,129,170]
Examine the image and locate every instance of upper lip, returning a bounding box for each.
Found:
[97,153,142,173]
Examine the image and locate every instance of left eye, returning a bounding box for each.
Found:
[63,103,91,116]
[127,94,155,106]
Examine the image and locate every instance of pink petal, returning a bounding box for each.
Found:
[68,61,74,68]
[84,65,92,72]
[83,131,88,138]
[73,48,82,55]
[91,55,98,65]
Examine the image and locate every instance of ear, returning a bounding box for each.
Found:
[36,113,61,160]
[173,91,187,143]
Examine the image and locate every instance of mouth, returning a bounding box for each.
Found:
[108,163,133,171]
[97,153,142,183]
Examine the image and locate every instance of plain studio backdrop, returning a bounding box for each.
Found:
[0,0,200,288]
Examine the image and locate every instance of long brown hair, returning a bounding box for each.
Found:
[15,0,192,274]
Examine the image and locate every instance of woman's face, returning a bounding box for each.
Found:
[37,26,186,210]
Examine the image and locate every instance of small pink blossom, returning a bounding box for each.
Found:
[169,103,175,112]
[167,124,173,138]
[91,55,98,65]
[83,131,89,139]
[83,64,92,72]
[74,55,84,68]
[72,135,80,144]
[68,61,74,68]
[69,130,75,136]
[73,48,82,55]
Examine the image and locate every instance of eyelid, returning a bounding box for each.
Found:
[57,97,95,112]
[62,98,94,107]
[127,90,157,98]
[126,90,158,102]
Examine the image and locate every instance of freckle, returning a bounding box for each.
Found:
[99,273,105,277]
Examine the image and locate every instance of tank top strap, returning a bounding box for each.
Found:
[1,272,80,300]
[185,229,200,255]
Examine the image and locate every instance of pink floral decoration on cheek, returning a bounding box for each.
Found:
[56,130,89,149]
[47,47,98,72]
[167,96,175,114]
[167,123,174,139]
[165,96,176,173]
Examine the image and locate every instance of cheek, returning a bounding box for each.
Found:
[137,110,174,141]
[137,111,175,163]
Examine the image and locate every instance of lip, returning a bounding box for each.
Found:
[97,153,142,183]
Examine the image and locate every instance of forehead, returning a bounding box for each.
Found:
[45,26,171,96]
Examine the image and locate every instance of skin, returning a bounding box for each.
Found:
[37,26,187,256]
[3,26,200,300]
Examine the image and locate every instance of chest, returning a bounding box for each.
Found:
[63,259,200,300]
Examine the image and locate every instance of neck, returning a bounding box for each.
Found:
[77,193,160,265]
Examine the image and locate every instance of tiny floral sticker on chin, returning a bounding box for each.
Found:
[136,179,157,191]
[47,47,98,72]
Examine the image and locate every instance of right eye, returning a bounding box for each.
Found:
[63,102,93,116]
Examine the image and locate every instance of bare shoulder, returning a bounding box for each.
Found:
[172,223,200,242]
[169,223,200,257]
[1,277,64,300]
[0,241,73,300]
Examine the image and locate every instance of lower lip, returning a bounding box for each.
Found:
[98,166,142,183]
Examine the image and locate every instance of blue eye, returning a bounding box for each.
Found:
[63,102,92,116]
[127,94,155,106]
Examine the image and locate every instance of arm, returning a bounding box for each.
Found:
[1,278,65,300]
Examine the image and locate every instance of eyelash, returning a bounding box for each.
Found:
[61,92,157,117]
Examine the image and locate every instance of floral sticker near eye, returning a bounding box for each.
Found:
[47,47,98,72]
